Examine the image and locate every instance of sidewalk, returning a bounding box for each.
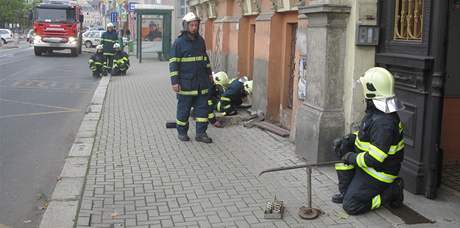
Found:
[74,60,418,228]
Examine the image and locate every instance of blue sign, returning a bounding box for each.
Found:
[128,2,138,12]
[110,12,118,23]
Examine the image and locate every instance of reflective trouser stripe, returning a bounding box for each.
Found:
[335,163,355,171]
[208,113,215,119]
[170,71,178,77]
[217,102,222,112]
[224,105,231,109]
[371,195,381,210]
[208,100,213,106]
[177,89,208,96]
[176,120,188,126]
[220,96,231,102]
[103,53,114,56]
[195,117,208,123]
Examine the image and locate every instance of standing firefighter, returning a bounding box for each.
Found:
[101,23,118,69]
[333,67,405,215]
[88,45,107,77]
[112,43,130,76]
[169,12,213,143]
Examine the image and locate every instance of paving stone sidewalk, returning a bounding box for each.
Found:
[75,60,397,228]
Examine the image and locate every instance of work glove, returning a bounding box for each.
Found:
[341,152,355,165]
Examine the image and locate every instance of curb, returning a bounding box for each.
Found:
[39,75,111,228]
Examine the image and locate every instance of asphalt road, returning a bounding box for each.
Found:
[0,47,99,228]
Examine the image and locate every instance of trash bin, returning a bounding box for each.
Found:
[128,40,134,54]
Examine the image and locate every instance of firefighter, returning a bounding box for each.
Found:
[111,43,130,76]
[88,45,107,77]
[216,77,252,116]
[169,12,213,143]
[332,67,406,215]
[101,23,118,70]
[206,71,229,128]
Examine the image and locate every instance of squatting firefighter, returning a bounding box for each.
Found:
[216,77,252,116]
[101,23,118,69]
[88,45,108,77]
[333,67,406,215]
[207,71,230,128]
[169,12,214,143]
[111,43,130,76]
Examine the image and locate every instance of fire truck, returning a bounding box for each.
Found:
[33,0,84,56]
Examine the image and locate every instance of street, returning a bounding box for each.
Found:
[0,46,99,228]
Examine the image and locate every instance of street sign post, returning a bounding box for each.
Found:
[128,2,138,12]
[111,12,118,23]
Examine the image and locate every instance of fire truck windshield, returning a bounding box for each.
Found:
[35,8,76,23]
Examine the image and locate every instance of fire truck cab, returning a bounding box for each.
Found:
[33,0,84,56]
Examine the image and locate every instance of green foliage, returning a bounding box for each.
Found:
[0,0,42,27]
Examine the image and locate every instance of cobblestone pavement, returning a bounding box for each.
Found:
[76,60,396,228]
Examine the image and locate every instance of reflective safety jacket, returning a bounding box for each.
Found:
[345,102,405,184]
[217,79,246,112]
[169,32,212,95]
[101,30,118,54]
[88,53,107,71]
[113,51,130,70]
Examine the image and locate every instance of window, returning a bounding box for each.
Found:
[393,0,423,41]
[178,0,187,16]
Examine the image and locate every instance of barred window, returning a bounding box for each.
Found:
[394,0,424,41]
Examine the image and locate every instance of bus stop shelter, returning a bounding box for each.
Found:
[134,4,173,62]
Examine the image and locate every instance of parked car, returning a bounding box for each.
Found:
[83,30,129,48]
[0,29,14,44]
[26,29,35,44]
[82,30,104,48]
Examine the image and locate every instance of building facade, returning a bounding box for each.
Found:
[189,0,460,198]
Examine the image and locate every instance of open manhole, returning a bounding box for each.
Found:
[385,204,434,225]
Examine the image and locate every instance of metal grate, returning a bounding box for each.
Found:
[393,0,424,41]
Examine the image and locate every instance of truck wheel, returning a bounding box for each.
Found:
[34,47,42,56]
[85,41,92,48]
[71,48,78,57]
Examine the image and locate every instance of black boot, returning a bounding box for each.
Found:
[332,193,344,204]
[383,178,404,208]
[178,134,190,142]
[195,133,213,143]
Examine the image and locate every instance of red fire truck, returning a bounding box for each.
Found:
[33,0,84,56]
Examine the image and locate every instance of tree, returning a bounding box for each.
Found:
[0,0,42,29]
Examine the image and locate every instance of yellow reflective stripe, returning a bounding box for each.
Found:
[355,137,369,151]
[94,62,103,65]
[361,166,397,183]
[102,39,116,43]
[217,102,222,111]
[201,89,208,94]
[335,163,355,171]
[399,122,404,133]
[170,71,178,77]
[221,96,231,102]
[103,53,114,56]
[122,57,129,61]
[169,57,179,63]
[208,100,213,106]
[371,195,381,210]
[196,117,208,123]
[208,113,215,119]
[368,144,388,162]
[356,152,367,168]
[177,56,206,62]
[388,140,405,155]
[224,105,231,109]
[88,59,94,63]
[176,120,187,126]
[178,90,198,95]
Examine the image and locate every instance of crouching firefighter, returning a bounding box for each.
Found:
[88,45,108,77]
[333,67,406,215]
[216,77,252,116]
[112,43,130,76]
[207,71,230,128]
[169,12,214,143]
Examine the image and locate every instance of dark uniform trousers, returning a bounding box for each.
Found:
[335,104,405,215]
[176,92,209,135]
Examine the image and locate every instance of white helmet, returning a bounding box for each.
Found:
[96,44,103,51]
[106,23,114,29]
[213,71,229,87]
[182,12,200,30]
[182,12,200,23]
[244,80,253,95]
[113,43,121,49]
